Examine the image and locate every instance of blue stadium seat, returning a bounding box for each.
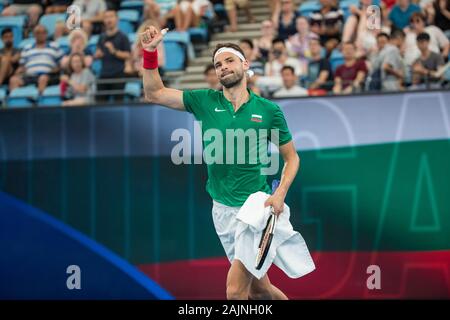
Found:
[340,0,359,8]
[128,32,137,45]
[330,50,345,72]
[0,15,27,48]
[445,66,450,81]
[38,85,61,107]
[163,31,195,59]
[298,1,321,17]
[87,35,100,55]
[118,9,140,23]
[39,13,67,38]
[18,37,35,49]
[57,36,70,54]
[120,0,144,18]
[125,81,142,101]
[163,41,186,71]
[189,28,209,43]
[91,59,102,77]
[213,3,227,21]
[0,39,4,49]
[119,20,135,34]
[7,85,39,108]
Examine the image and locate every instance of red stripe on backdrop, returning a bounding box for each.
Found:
[138,251,450,299]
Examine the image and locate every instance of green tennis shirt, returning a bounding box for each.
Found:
[183,89,292,207]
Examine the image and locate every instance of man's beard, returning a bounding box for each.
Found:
[219,70,244,89]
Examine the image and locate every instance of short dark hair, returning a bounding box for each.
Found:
[281,65,295,74]
[1,28,13,37]
[239,38,254,50]
[391,29,406,40]
[416,32,430,42]
[204,63,215,74]
[212,42,245,63]
[272,38,285,46]
[377,32,390,40]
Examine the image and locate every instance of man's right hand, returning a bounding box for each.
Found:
[140,26,168,52]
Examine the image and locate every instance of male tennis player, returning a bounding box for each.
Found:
[141,26,300,300]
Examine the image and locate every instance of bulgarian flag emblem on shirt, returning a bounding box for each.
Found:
[251,114,263,123]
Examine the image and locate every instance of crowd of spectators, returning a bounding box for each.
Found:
[1,0,449,107]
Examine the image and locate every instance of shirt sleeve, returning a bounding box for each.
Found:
[270,105,292,146]
[182,89,212,119]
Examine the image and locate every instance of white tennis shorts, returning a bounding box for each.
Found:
[212,200,241,262]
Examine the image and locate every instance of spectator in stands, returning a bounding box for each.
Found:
[254,20,276,63]
[286,16,318,75]
[273,65,308,98]
[378,30,406,91]
[388,0,421,31]
[309,0,344,55]
[239,38,263,95]
[306,37,334,91]
[342,0,380,59]
[94,10,131,102]
[425,0,450,37]
[43,0,72,14]
[145,0,178,29]
[60,29,93,71]
[224,0,254,33]
[53,20,70,41]
[239,38,264,77]
[332,42,368,94]
[0,28,20,87]
[9,25,64,94]
[272,0,299,41]
[367,32,390,91]
[204,64,222,90]
[60,52,96,106]
[404,12,449,66]
[172,0,212,32]
[126,19,165,77]
[256,38,303,95]
[72,0,107,36]
[265,38,303,77]
[411,32,445,88]
[144,0,165,27]
[1,0,43,31]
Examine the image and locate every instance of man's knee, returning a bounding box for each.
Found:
[226,285,248,300]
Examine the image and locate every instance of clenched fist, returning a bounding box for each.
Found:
[140,26,169,52]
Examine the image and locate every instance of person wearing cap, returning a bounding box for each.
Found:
[140,26,304,300]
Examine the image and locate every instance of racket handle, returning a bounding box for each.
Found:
[271,179,280,194]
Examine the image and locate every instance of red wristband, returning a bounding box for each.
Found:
[143,49,158,69]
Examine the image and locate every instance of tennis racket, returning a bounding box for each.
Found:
[255,179,280,270]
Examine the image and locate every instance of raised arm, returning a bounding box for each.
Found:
[140,26,185,111]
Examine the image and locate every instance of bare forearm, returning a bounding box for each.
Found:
[276,153,300,198]
[143,68,164,101]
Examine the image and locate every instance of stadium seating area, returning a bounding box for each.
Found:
[0,0,449,108]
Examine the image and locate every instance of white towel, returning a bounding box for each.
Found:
[234,191,316,280]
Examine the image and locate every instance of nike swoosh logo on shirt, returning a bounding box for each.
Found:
[215,107,226,112]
